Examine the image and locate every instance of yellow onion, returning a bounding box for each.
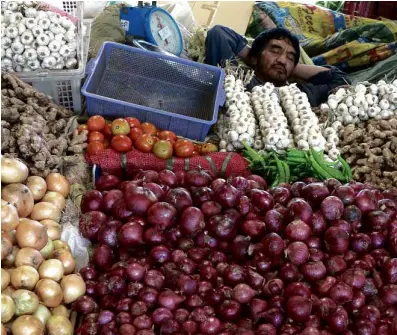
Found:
[12,315,44,335]
[34,279,63,308]
[1,183,34,218]
[1,231,13,260]
[40,239,54,259]
[52,240,71,252]
[15,247,44,269]
[1,200,19,232]
[1,294,16,323]
[11,265,39,290]
[12,289,39,315]
[39,220,60,241]
[60,274,85,304]
[2,246,19,267]
[16,219,48,250]
[41,192,66,210]
[30,203,61,223]
[8,229,17,245]
[46,315,72,335]
[38,259,64,282]
[53,249,75,275]
[45,174,70,198]
[1,158,29,184]
[26,177,47,201]
[51,305,70,318]
[33,304,51,326]
[2,286,15,298]
[1,268,10,290]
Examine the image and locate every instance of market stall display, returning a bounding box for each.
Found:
[1,158,85,335]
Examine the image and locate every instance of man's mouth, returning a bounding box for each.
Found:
[273,65,286,74]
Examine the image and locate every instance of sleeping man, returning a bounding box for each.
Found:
[205,25,349,107]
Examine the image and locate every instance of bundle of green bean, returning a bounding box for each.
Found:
[243,145,352,187]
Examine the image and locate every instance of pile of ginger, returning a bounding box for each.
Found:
[340,118,397,189]
[1,72,88,177]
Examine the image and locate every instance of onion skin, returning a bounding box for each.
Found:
[53,249,75,275]
[41,192,66,210]
[16,219,48,250]
[46,315,73,335]
[11,315,44,335]
[38,259,64,282]
[40,220,61,241]
[12,289,39,315]
[1,293,16,322]
[2,183,34,218]
[26,176,47,201]
[1,268,10,290]
[1,231,13,260]
[33,304,51,326]
[15,247,44,269]
[30,202,61,222]
[1,158,29,184]
[35,279,63,308]
[11,265,39,290]
[1,201,19,231]
[60,274,86,304]
[45,173,70,198]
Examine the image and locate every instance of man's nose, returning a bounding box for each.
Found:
[276,52,288,65]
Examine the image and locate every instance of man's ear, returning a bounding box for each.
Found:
[248,56,257,67]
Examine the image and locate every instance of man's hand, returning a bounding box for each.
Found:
[292,64,330,81]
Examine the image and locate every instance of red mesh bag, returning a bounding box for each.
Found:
[86,148,250,178]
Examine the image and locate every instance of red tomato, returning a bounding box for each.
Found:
[103,123,113,139]
[191,150,200,157]
[135,134,155,153]
[111,118,131,135]
[129,127,143,141]
[152,140,173,159]
[125,117,142,129]
[141,122,157,136]
[87,141,104,155]
[78,124,88,133]
[174,139,195,158]
[103,138,110,149]
[87,115,106,132]
[111,135,132,152]
[88,131,105,143]
[158,130,177,143]
[152,136,159,143]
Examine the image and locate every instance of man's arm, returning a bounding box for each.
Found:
[296,66,350,107]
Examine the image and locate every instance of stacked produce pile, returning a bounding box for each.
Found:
[1,1,78,72]
[340,118,397,190]
[1,72,87,178]
[1,158,85,335]
[74,168,397,334]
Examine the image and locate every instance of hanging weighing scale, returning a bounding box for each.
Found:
[120,1,183,56]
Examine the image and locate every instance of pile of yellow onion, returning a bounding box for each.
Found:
[1,157,85,335]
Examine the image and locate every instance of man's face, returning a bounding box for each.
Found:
[253,38,296,85]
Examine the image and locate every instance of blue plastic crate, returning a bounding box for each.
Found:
[81,42,225,141]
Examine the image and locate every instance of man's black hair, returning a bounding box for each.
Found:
[249,28,301,65]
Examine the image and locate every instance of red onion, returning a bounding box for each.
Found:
[146,202,177,229]
[291,182,306,197]
[250,189,274,212]
[93,244,114,271]
[214,183,240,208]
[264,209,284,234]
[133,314,152,330]
[241,219,266,240]
[327,306,348,333]
[179,206,205,236]
[300,261,326,281]
[316,276,336,296]
[96,174,121,191]
[262,233,285,257]
[324,226,349,254]
[302,182,330,206]
[150,245,170,264]
[310,211,327,235]
[164,187,193,212]
[285,220,311,241]
[130,301,148,317]
[182,320,198,333]
[261,307,284,328]
[279,263,301,282]
[355,189,378,213]
[285,241,309,265]
[98,310,115,325]
[287,198,313,223]
[231,283,256,303]
[329,282,353,304]
[350,233,371,254]
[343,204,362,224]
[201,200,222,217]
[217,300,241,321]
[119,324,136,335]
[313,297,337,318]
[262,279,284,297]
[116,298,132,312]
[270,186,291,206]
[286,295,312,322]
[321,196,344,221]
[326,256,347,275]
[207,214,238,241]
[72,295,98,314]
[118,221,143,247]
[341,268,366,288]
[383,258,397,284]
[380,284,397,305]
[79,211,108,241]
[223,264,246,286]
[285,282,311,298]
[138,287,158,308]
[116,312,132,325]
[158,290,184,311]
[80,266,98,281]
[151,307,173,326]
[185,169,212,187]
[355,319,376,335]
[247,175,267,189]
[333,185,356,205]
[81,190,104,213]
[358,305,381,325]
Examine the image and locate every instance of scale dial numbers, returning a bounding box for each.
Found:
[149,11,182,55]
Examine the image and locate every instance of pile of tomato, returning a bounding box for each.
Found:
[79,115,217,159]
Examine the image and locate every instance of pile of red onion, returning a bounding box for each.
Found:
[74,169,397,335]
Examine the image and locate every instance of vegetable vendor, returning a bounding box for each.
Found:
[205,25,349,107]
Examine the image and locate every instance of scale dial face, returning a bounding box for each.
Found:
[148,10,183,55]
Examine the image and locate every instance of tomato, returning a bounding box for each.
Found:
[111,118,131,135]
[191,150,200,157]
[158,130,177,143]
[200,143,217,154]
[87,141,104,155]
[135,134,155,153]
[103,123,113,139]
[78,124,88,133]
[141,122,157,136]
[88,131,105,143]
[152,136,159,143]
[129,127,143,141]
[125,117,142,129]
[111,135,132,152]
[194,144,201,152]
[174,139,194,158]
[152,140,173,159]
[87,115,106,132]
[103,138,110,149]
